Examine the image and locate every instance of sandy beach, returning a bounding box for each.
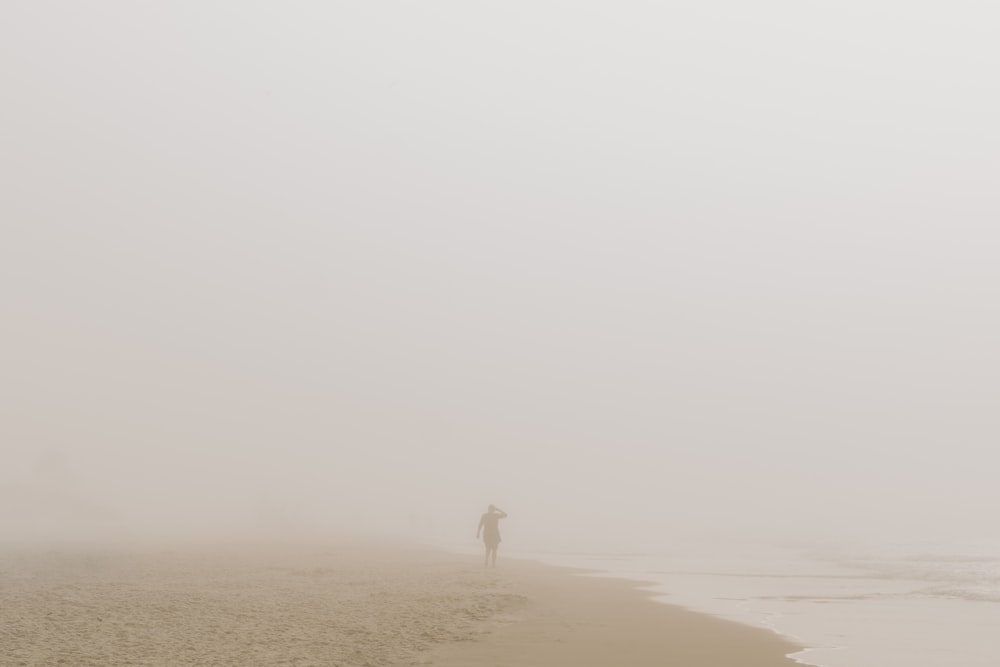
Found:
[431,557,803,667]
[1,542,801,666]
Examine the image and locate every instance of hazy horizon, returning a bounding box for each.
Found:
[3,2,999,554]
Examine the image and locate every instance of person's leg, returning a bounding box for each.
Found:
[483,545,490,567]
[490,547,498,567]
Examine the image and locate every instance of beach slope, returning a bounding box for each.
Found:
[430,558,803,667]
[1,543,801,666]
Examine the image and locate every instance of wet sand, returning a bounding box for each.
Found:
[431,557,803,667]
[0,543,801,666]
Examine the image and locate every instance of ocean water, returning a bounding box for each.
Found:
[518,539,1000,667]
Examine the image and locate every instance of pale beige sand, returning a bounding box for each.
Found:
[0,543,522,666]
[432,558,804,667]
[1,543,800,667]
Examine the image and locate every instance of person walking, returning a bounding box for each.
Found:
[476,504,507,567]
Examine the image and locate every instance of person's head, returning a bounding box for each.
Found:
[488,504,496,513]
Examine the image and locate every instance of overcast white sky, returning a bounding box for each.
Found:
[2,2,999,551]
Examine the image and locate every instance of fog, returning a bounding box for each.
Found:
[3,2,999,554]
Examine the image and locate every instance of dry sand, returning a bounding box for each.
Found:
[1,542,801,666]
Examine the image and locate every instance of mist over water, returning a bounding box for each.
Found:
[3,2,1000,558]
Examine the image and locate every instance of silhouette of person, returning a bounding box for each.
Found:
[477,504,508,567]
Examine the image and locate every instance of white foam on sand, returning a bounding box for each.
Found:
[517,540,1000,667]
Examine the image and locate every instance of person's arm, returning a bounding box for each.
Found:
[476,514,485,538]
[496,509,508,518]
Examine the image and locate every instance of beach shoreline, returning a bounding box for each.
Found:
[431,555,803,667]
[1,541,802,666]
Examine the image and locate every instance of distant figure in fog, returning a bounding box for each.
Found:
[477,504,507,567]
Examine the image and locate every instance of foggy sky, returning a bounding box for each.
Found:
[3,2,999,552]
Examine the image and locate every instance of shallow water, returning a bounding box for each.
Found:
[518,539,1000,667]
